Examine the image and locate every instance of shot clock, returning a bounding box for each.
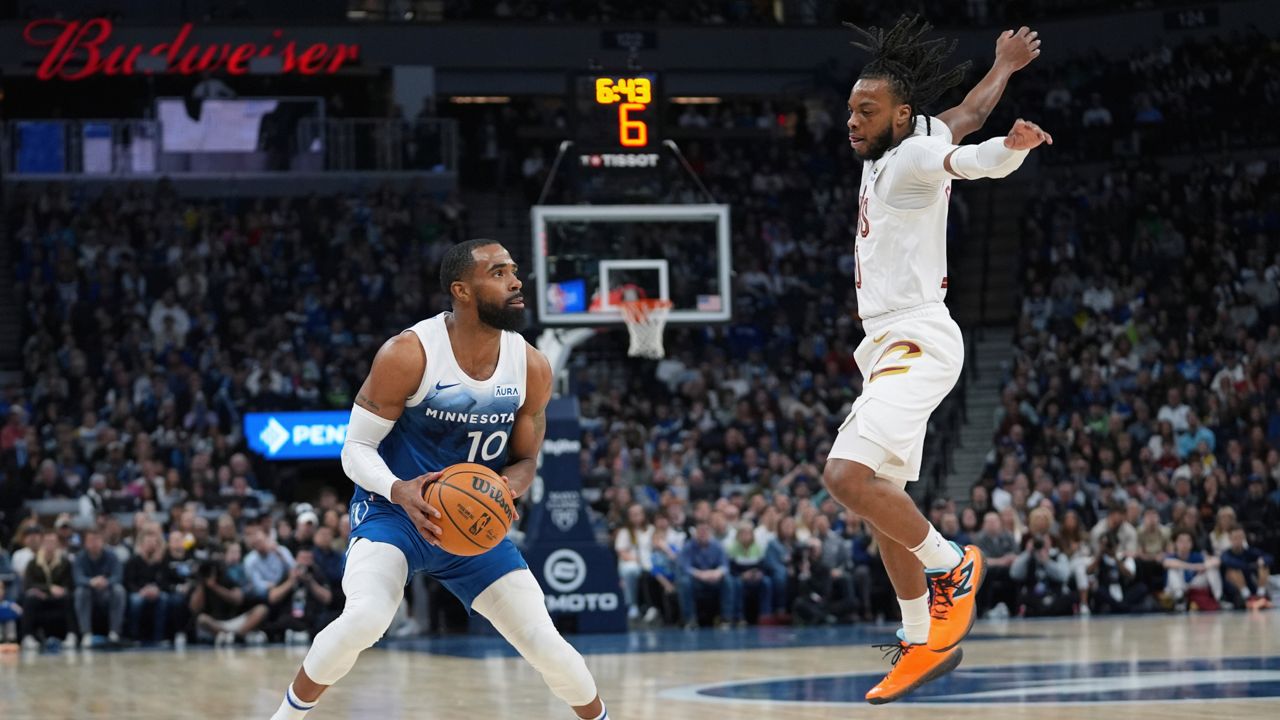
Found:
[573,72,661,151]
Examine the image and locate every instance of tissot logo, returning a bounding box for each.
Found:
[578,153,660,168]
[662,657,1280,706]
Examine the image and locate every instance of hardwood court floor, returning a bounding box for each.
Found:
[3,611,1278,719]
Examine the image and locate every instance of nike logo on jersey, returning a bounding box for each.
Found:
[872,331,889,343]
[424,381,461,402]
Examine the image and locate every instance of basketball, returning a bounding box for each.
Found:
[423,463,515,556]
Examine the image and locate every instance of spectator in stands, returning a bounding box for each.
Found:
[124,528,175,644]
[614,503,654,623]
[309,526,344,586]
[260,547,334,644]
[791,537,856,625]
[163,530,196,629]
[810,514,856,621]
[9,526,41,591]
[974,511,1018,617]
[1134,507,1171,591]
[1090,503,1138,558]
[1220,527,1273,610]
[1087,533,1152,614]
[1058,510,1094,613]
[22,531,75,649]
[725,521,773,625]
[647,511,684,625]
[677,520,733,629]
[0,579,19,646]
[1163,530,1225,611]
[1011,522,1074,617]
[843,514,876,621]
[244,523,294,603]
[73,528,125,646]
[192,541,269,646]
[764,516,801,623]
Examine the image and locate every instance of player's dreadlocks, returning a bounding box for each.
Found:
[845,15,971,122]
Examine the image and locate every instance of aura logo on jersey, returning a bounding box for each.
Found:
[663,656,1280,706]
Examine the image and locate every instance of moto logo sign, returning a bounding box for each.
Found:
[543,549,587,593]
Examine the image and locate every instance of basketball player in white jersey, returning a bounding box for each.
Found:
[269,240,609,720]
[820,17,1051,703]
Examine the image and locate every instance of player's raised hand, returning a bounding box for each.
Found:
[391,471,445,546]
[995,26,1040,72]
[1004,119,1053,150]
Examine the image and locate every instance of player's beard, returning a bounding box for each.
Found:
[477,294,527,332]
[857,123,897,162]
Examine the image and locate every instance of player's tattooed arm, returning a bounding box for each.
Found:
[355,392,382,412]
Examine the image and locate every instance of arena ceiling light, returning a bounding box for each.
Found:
[449,96,512,104]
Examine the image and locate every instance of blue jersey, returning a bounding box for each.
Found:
[352,312,528,507]
[346,313,531,610]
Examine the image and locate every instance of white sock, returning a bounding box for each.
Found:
[909,525,962,572]
[270,684,316,720]
[898,593,930,645]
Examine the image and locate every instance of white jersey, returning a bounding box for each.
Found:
[855,116,954,319]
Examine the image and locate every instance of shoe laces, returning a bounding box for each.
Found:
[929,573,960,620]
[872,641,912,666]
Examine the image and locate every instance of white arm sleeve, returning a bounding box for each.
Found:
[341,404,401,500]
[903,135,1030,183]
[944,136,1030,180]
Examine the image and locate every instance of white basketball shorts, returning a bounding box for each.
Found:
[829,302,964,486]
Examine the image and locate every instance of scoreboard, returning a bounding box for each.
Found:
[573,72,661,152]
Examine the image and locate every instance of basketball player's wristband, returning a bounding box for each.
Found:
[948,136,1029,180]
[342,404,401,501]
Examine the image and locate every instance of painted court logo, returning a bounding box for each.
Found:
[663,657,1280,706]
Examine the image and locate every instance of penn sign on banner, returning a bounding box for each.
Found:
[244,411,349,461]
[521,397,625,633]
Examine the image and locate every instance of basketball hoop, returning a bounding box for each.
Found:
[619,299,673,359]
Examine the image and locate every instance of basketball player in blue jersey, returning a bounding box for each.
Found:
[270,239,609,720]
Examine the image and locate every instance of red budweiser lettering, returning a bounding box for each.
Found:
[23,19,360,81]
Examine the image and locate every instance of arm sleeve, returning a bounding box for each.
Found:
[341,404,402,500]
[905,135,1030,182]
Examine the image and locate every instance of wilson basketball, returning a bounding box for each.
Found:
[423,463,515,556]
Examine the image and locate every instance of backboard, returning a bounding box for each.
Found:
[531,203,731,326]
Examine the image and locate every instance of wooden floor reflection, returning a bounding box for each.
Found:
[3,611,1277,719]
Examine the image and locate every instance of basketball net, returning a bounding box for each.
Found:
[619,299,672,359]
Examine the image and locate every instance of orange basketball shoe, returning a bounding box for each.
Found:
[926,542,987,652]
[865,630,964,705]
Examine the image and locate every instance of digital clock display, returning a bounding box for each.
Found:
[574,73,660,150]
[594,77,652,105]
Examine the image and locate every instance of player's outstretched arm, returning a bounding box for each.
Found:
[343,332,444,544]
[501,346,554,499]
[937,26,1040,143]
[908,118,1051,183]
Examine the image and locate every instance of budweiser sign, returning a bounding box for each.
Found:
[23,19,360,81]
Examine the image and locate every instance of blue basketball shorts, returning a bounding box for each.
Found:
[348,496,527,612]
